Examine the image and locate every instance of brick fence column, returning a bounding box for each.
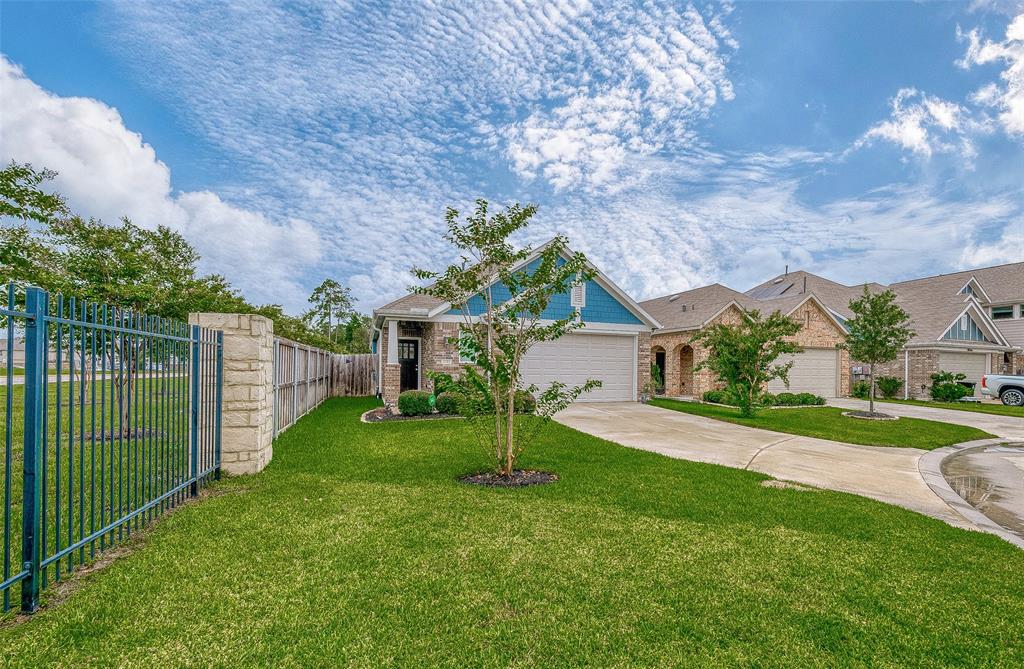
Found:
[189,313,275,475]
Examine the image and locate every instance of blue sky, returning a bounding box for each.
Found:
[1,1,1022,313]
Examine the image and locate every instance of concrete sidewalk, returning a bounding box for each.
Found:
[830,397,1024,439]
[555,402,976,530]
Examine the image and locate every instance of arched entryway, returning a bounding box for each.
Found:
[678,345,694,397]
[652,346,666,394]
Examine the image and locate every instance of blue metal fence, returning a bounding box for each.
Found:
[1,284,223,613]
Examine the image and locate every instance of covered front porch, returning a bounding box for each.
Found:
[651,336,719,398]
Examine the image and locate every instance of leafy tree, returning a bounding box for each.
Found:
[842,287,915,414]
[0,161,68,224]
[340,313,372,353]
[413,199,599,476]
[692,309,803,417]
[306,279,354,344]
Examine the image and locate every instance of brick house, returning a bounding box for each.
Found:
[865,264,1022,398]
[371,241,661,407]
[642,260,1022,400]
[641,284,850,398]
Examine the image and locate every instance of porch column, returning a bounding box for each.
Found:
[383,319,402,406]
[664,344,680,396]
[387,319,399,364]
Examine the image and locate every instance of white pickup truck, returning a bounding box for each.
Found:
[980,374,1024,406]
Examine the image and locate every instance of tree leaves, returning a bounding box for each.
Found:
[693,309,803,417]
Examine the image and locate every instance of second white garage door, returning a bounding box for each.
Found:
[767,348,839,397]
[520,333,635,402]
[938,352,988,396]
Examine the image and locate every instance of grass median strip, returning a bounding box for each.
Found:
[879,397,1024,418]
[1,396,1022,666]
[648,398,993,449]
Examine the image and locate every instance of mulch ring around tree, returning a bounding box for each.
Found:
[842,410,899,421]
[361,407,461,423]
[459,469,559,488]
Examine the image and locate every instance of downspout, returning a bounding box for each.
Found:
[903,349,909,400]
[372,319,383,398]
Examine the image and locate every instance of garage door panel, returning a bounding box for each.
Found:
[938,352,988,397]
[767,348,838,397]
[521,334,634,402]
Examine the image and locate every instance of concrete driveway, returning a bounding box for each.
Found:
[830,397,1024,439]
[555,402,977,530]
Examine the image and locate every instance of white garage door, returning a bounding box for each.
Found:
[520,333,635,402]
[938,352,988,396]
[767,348,839,397]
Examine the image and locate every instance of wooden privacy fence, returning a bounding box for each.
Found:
[331,354,376,397]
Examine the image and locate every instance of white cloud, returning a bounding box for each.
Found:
[3,1,1019,317]
[0,56,320,310]
[854,88,976,160]
[958,13,1024,136]
[959,225,1024,267]
[503,3,736,191]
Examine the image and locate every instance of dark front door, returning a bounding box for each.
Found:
[654,351,666,392]
[398,339,419,391]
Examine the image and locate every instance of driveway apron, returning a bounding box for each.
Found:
[830,397,1024,439]
[555,402,977,530]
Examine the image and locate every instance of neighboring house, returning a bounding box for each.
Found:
[872,263,1023,397]
[747,264,1023,398]
[646,261,1022,400]
[371,241,661,406]
[641,282,850,399]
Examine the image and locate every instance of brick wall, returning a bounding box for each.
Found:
[637,331,651,398]
[652,300,849,397]
[652,305,744,397]
[992,351,1024,375]
[870,350,942,399]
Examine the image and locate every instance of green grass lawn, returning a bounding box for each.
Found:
[649,398,992,450]
[879,397,1024,418]
[1,396,1021,667]
[1,376,198,613]
[0,367,24,376]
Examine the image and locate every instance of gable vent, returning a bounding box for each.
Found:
[570,282,586,308]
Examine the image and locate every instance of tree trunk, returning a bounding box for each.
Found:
[505,386,516,475]
[869,363,875,414]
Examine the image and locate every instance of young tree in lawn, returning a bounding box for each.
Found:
[306,279,354,344]
[842,287,915,414]
[692,310,803,417]
[413,199,599,477]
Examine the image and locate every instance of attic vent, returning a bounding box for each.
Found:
[668,294,680,302]
[570,282,586,308]
[772,278,784,284]
[680,304,688,312]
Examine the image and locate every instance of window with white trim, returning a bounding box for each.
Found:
[992,305,1014,320]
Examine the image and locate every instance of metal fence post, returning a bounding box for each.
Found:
[21,287,47,612]
[190,325,201,497]
[214,331,223,481]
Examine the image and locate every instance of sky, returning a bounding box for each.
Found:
[1,0,1022,314]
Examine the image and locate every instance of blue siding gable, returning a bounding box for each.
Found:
[447,257,643,325]
[943,313,990,342]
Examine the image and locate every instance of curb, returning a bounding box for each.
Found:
[918,438,1024,550]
